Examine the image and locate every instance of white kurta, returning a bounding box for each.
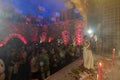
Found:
[83,47,94,69]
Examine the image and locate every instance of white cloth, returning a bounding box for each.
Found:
[83,47,94,69]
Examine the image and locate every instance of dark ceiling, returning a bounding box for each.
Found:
[2,0,68,17]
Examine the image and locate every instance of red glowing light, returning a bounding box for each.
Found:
[75,29,83,45]
[0,33,27,47]
[48,37,53,42]
[62,30,70,45]
[0,43,3,47]
[40,32,47,43]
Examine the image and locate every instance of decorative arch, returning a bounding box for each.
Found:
[0,33,27,47]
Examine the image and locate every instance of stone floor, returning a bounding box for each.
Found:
[46,53,120,80]
[46,58,83,80]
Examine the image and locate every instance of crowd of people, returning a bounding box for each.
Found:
[0,41,83,80]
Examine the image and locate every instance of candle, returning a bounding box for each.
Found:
[97,74,99,80]
[98,62,103,80]
[112,48,115,64]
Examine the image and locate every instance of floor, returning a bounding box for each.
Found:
[46,53,120,80]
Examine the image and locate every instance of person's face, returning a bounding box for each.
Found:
[42,48,47,53]
[51,49,55,54]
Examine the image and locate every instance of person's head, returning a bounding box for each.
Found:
[51,48,55,54]
[84,40,90,46]
[31,50,36,56]
[10,49,16,56]
[0,59,5,73]
[41,48,47,54]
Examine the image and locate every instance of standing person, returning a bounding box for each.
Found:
[0,58,5,80]
[11,56,20,80]
[75,45,83,58]
[58,46,66,69]
[49,48,60,74]
[65,45,75,64]
[30,51,40,80]
[91,33,97,53]
[39,48,50,79]
[83,40,94,70]
[18,49,30,80]
[7,49,18,80]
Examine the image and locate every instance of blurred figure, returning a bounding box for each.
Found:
[58,47,66,68]
[18,48,30,80]
[91,33,97,53]
[38,48,50,80]
[49,48,60,74]
[0,58,5,80]
[83,40,94,70]
[75,45,83,58]
[11,56,20,80]
[65,45,75,64]
[7,49,18,80]
[30,51,40,80]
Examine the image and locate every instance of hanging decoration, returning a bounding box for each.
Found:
[74,20,84,29]
[48,37,53,43]
[40,32,47,43]
[75,29,83,45]
[62,30,70,45]
[0,33,27,47]
[40,25,48,43]
[31,27,39,42]
[74,20,84,45]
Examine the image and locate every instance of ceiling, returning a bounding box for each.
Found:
[1,0,71,18]
[0,0,88,26]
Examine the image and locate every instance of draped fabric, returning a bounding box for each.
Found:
[83,47,94,69]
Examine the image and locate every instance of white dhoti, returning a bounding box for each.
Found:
[83,48,94,69]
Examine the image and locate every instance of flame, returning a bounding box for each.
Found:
[97,74,99,80]
[99,62,102,66]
